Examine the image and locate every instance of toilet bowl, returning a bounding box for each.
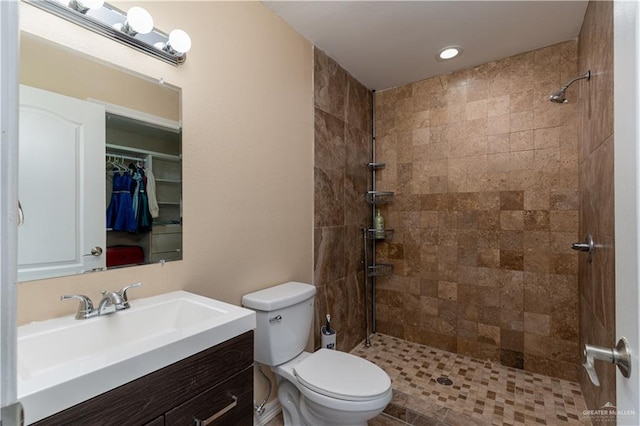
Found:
[242,282,392,426]
[274,349,392,425]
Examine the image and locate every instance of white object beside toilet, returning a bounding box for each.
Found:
[242,282,392,426]
[321,313,336,350]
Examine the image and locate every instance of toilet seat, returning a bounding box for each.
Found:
[293,349,391,402]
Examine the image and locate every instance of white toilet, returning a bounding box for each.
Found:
[242,281,392,426]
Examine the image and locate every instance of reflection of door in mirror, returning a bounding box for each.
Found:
[104,111,182,268]
[18,85,106,281]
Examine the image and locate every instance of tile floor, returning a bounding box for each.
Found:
[266,333,591,425]
[353,334,591,425]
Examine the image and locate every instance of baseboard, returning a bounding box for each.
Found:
[253,399,282,426]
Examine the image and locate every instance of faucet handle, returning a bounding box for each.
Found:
[118,282,142,308]
[582,360,601,387]
[583,338,632,387]
[61,294,95,319]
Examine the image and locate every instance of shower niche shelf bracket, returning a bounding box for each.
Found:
[365,228,394,240]
[367,263,393,277]
[366,190,394,205]
[367,162,386,170]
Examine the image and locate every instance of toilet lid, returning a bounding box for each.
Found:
[293,349,391,401]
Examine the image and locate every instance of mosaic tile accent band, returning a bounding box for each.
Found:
[353,334,592,425]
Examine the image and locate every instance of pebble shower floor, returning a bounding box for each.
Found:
[351,333,592,426]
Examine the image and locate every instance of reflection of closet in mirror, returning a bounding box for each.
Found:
[19,33,183,280]
[105,111,182,268]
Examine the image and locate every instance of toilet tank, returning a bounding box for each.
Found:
[242,282,316,366]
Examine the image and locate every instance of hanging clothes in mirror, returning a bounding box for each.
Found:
[106,165,137,232]
[106,156,153,233]
[130,162,152,232]
[145,165,159,219]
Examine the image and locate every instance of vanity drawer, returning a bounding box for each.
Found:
[165,367,253,426]
[149,250,182,263]
[152,224,182,235]
[151,232,182,252]
[33,331,253,426]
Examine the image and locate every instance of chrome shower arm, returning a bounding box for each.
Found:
[549,70,591,103]
[561,70,591,90]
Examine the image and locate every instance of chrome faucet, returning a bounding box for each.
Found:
[97,290,126,315]
[61,282,142,319]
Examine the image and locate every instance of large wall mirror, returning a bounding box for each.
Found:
[18,32,182,282]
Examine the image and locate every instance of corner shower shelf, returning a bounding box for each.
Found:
[367,263,393,277]
[365,228,394,240]
[366,191,394,205]
[363,92,394,347]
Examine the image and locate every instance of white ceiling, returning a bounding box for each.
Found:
[263,1,589,91]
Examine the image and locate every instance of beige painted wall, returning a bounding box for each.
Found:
[17,2,313,325]
[18,1,313,411]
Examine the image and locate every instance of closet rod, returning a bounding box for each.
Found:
[106,153,146,162]
[106,143,181,161]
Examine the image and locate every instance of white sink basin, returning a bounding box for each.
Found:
[17,291,256,425]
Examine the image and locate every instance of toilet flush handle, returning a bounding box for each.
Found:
[269,315,282,323]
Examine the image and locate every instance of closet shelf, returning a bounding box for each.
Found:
[365,228,394,240]
[155,179,181,184]
[107,228,150,233]
[366,191,394,205]
[367,263,393,277]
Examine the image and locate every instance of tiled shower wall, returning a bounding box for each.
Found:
[577,0,615,413]
[313,48,372,352]
[374,41,581,381]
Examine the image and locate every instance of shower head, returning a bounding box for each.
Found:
[549,71,591,104]
[549,88,569,104]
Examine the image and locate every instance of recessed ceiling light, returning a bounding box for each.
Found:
[437,46,463,61]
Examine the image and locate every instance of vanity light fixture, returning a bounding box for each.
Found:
[23,0,192,65]
[437,45,463,61]
[69,0,104,14]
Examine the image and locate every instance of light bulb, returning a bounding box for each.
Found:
[168,29,192,54]
[439,48,459,59]
[125,6,154,35]
[437,46,463,61]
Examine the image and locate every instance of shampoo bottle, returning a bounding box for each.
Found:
[373,209,385,238]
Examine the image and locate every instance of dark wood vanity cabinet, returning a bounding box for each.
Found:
[33,331,254,426]
[143,417,165,426]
